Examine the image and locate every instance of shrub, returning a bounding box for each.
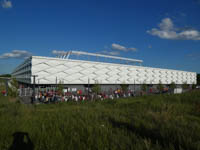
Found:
[120,84,129,93]
[57,80,64,95]
[7,78,18,97]
[157,81,164,93]
[169,82,176,90]
[92,81,101,95]
[182,82,189,90]
[141,84,147,92]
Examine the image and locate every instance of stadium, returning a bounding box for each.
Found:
[11,51,197,93]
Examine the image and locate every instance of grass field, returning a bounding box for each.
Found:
[0,91,200,150]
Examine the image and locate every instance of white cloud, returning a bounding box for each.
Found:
[147,18,200,40]
[100,50,120,56]
[148,45,152,49]
[52,50,66,55]
[159,18,174,31]
[0,50,32,59]
[1,0,12,8]
[111,43,127,51]
[128,47,137,51]
[111,43,137,52]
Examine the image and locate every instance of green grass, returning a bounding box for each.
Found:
[0,91,200,150]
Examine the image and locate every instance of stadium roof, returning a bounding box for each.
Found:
[57,50,143,64]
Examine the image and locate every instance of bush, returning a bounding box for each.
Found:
[141,84,147,92]
[169,82,176,90]
[92,81,101,95]
[157,81,164,93]
[57,80,64,95]
[182,82,189,90]
[120,84,129,93]
[7,78,18,97]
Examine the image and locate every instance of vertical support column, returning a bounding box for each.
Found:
[32,75,38,103]
[33,76,36,101]
[56,76,57,92]
[88,78,90,97]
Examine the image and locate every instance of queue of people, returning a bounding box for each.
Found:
[32,89,138,104]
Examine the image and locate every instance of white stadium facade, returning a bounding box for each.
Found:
[12,51,197,92]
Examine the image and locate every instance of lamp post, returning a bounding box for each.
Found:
[32,75,38,104]
[115,80,117,91]
[88,78,90,97]
[134,79,135,94]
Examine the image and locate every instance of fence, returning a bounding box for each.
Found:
[19,87,57,97]
[19,88,33,97]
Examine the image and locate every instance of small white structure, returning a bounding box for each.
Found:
[174,88,183,94]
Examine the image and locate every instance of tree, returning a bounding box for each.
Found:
[182,82,189,90]
[11,78,19,89]
[8,78,19,97]
[157,81,164,93]
[141,84,147,92]
[120,84,129,93]
[57,80,64,95]
[92,80,101,95]
[197,74,200,85]
[0,74,11,77]
[192,83,196,89]
[169,82,176,90]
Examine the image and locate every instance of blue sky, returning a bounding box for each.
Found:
[0,0,200,74]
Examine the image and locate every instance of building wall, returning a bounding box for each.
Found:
[30,56,196,85]
[12,57,32,84]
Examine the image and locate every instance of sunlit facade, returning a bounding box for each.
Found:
[12,51,197,86]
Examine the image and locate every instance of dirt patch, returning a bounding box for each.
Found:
[8,97,17,103]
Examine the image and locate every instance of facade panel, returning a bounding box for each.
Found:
[12,56,197,85]
[28,56,196,85]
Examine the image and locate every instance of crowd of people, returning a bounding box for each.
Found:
[32,89,140,104]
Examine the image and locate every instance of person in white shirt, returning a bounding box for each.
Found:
[75,96,78,102]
